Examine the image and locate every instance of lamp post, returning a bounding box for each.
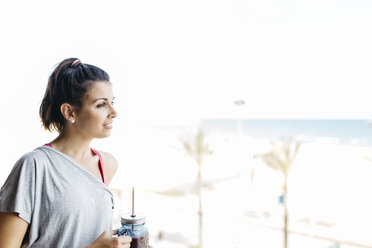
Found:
[234,99,245,138]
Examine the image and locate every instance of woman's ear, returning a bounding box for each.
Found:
[60,103,76,123]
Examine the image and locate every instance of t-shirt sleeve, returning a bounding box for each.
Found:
[0,153,37,224]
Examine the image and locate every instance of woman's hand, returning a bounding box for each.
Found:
[85,230,132,248]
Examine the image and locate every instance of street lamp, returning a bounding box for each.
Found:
[234,99,245,137]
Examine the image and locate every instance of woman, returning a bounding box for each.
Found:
[0,58,134,247]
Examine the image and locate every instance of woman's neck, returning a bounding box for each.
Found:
[50,132,93,161]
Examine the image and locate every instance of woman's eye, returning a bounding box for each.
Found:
[97,103,106,108]
[111,101,115,106]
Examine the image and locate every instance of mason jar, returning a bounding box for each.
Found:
[118,213,149,248]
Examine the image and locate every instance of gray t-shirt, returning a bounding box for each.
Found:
[0,145,115,248]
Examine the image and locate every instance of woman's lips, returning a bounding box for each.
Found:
[104,123,113,129]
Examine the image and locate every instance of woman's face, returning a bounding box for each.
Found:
[74,81,118,139]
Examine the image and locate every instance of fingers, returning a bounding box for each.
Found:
[112,235,131,248]
[104,230,132,247]
[91,230,132,248]
[116,235,132,244]
[109,229,119,236]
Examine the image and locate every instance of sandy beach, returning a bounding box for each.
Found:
[108,129,372,248]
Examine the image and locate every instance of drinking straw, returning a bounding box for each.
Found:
[131,187,135,217]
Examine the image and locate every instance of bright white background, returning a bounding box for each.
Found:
[1,2,372,246]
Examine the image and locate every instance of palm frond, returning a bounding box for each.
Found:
[179,129,213,164]
[255,138,301,177]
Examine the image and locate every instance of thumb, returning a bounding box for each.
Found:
[109,229,119,236]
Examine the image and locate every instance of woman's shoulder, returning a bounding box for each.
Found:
[99,151,117,164]
[96,150,118,185]
[16,146,50,165]
[3,147,51,189]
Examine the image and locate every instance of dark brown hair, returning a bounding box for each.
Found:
[39,57,110,133]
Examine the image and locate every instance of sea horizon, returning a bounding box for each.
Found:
[200,119,372,147]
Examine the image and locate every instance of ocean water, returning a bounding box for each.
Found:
[201,119,372,146]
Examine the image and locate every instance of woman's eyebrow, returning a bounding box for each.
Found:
[91,97,115,103]
[92,97,108,103]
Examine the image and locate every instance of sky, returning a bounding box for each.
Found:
[1,0,372,126]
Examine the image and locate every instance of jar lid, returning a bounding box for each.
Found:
[121,213,146,225]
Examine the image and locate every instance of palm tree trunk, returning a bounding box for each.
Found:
[197,162,203,248]
[283,182,288,248]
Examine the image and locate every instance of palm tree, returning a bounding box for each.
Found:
[254,138,300,248]
[180,129,213,248]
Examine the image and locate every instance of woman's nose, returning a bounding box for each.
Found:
[110,106,118,118]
